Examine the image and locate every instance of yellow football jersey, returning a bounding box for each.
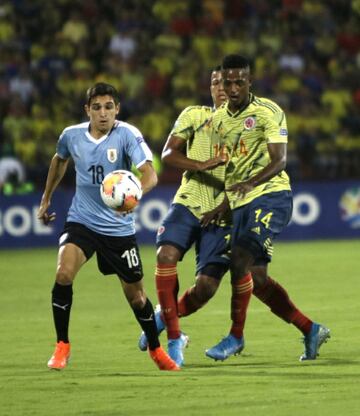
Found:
[170,106,226,219]
[212,94,291,209]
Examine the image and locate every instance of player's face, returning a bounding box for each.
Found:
[210,70,227,109]
[222,68,251,111]
[85,95,120,138]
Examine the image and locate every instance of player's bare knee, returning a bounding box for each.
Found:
[195,276,219,302]
[251,265,268,289]
[55,268,74,285]
[129,293,146,310]
[157,245,181,264]
[230,246,254,279]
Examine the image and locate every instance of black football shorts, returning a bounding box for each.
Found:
[59,222,143,283]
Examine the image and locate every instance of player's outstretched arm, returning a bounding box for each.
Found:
[162,135,226,171]
[138,161,158,195]
[38,154,69,225]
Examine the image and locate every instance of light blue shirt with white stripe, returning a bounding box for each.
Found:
[56,120,152,236]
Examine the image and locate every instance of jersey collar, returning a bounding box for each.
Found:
[85,121,117,144]
[225,93,254,117]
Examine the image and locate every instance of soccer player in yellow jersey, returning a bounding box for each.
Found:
[205,54,330,361]
[139,64,330,364]
[138,67,229,366]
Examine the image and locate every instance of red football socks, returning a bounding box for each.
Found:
[230,273,253,338]
[177,286,206,317]
[155,264,180,339]
[253,276,313,335]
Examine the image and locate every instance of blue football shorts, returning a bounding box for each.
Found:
[231,191,293,264]
[156,203,231,275]
[59,222,143,283]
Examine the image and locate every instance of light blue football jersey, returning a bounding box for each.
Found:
[56,120,152,236]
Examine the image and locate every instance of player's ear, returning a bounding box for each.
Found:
[116,103,120,115]
[85,104,90,117]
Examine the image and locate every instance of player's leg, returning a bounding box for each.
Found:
[177,273,221,317]
[154,204,199,366]
[137,246,182,352]
[251,264,313,331]
[97,233,178,370]
[48,223,92,369]
[250,191,329,360]
[120,279,179,371]
[156,244,189,366]
[177,223,230,317]
[156,244,182,339]
[251,264,330,360]
[206,205,256,361]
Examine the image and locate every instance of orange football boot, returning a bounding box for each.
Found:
[47,341,71,370]
[149,346,180,371]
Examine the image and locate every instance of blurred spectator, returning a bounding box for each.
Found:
[109,28,137,61]
[9,65,35,105]
[61,10,89,45]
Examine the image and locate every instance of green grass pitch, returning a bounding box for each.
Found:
[1,240,360,416]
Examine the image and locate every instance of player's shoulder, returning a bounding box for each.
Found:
[213,101,227,115]
[113,120,143,140]
[180,105,213,117]
[251,95,284,114]
[61,122,89,138]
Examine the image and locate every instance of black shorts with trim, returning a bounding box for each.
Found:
[59,222,143,283]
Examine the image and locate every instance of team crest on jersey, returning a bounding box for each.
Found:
[157,226,165,236]
[107,148,117,163]
[244,116,256,130]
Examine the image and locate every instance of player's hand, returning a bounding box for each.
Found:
[199,154,227,171]
[227,181,254,199]
[37,200,56,225]
[200,197,230,227]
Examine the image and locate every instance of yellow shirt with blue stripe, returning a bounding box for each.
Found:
[170,105,226,219]
[212,94,291,210]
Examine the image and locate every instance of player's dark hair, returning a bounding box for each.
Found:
[86,82,119,105]
[222,54,250,71]
[212,65,222,72]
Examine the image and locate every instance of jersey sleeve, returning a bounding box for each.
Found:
[264,109,288,144]
[125,126,153,168]
[170,107,196,141]
[56,129,71,159]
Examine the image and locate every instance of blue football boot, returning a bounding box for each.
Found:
[168,333,189,367]
[299,323,330,361]
[138,304,165,351]
[205,334,244,361]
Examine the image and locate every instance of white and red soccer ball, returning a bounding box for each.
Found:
[100,170,142,213]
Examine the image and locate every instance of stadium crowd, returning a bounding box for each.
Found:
[0,0,360,192]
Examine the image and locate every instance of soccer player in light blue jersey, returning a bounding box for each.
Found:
[38,82,178,371]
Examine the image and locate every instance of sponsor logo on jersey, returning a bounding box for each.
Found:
[244,116,256,130]
[107,148,117,163]
[339,187,360,229]
[280,128,288,136]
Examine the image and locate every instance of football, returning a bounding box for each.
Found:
[100,170,142,213]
